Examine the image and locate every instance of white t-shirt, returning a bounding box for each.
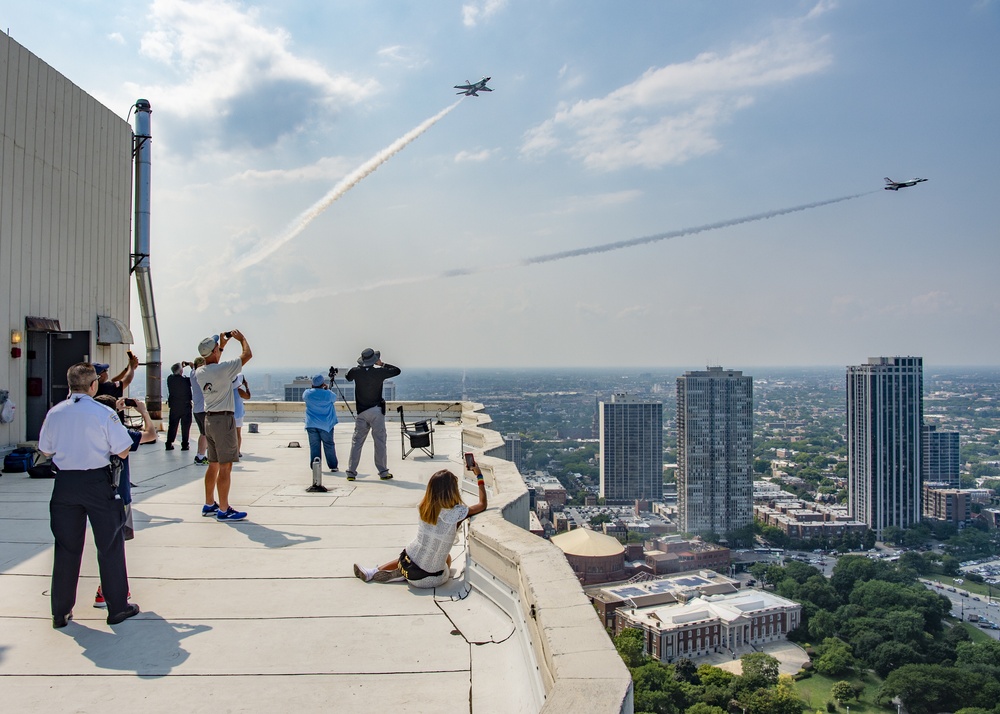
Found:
[196,359,243,412]
[406,503,469,573]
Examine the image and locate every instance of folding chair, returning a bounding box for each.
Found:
[397,405,435,460]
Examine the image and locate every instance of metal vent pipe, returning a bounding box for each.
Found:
[132,99,162,418]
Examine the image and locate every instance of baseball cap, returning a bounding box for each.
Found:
[311,374,326,388]
[198,335,220,357]
[93,363,110,375]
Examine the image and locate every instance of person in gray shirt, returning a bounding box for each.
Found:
[195,330,252,521]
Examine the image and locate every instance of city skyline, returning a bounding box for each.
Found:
[3,2,998,368]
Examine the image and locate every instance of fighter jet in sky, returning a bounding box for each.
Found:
[884,176,928,191]
[455,77,492,96]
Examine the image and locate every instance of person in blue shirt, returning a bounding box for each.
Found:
[303,373,339,472]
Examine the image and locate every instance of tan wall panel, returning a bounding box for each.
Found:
[0,32,133,447]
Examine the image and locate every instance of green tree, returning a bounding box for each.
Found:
[830,681,855,704]
[877,664,1000,714]
[814,638,855,676]
[674,657,697,683]
[687,704,726,714]
[613,628,647,668]
[739,652,780,691]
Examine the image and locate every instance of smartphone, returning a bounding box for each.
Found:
[124,398,138,408]
[464,452,476,469]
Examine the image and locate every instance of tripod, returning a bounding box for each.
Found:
[328,366,354,419]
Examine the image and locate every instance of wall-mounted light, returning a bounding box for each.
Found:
[10,329,22,358]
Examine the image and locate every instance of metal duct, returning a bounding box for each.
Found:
[132,99,162,418]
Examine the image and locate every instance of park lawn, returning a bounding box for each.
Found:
[793,671,891,714]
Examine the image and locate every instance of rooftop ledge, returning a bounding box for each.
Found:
[0,400,632,714]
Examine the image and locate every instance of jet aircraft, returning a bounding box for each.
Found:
[884,177,928,191]
[455,77,492,96]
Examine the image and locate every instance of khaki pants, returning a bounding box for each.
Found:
[347,406,388,477]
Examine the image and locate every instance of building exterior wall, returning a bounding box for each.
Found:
[846,357,923,536]
[676,368,753,536]
[922,425,960,488]
[1,32,134,449]
[922,483,971,525]
[616,592,801,662]
[599,393,663,504]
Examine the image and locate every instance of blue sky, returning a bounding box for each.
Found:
[3,1,999,368]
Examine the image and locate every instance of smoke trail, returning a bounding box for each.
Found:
[264,191,875,304]
[234,100,462,273]
[518,191,873,266]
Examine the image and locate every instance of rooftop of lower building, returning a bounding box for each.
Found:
[0,400,632,713]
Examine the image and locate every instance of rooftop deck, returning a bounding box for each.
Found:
[0,401,631,713]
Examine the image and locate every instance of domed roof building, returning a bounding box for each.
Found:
[551,528,626,584]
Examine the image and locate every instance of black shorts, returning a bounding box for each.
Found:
[194,412,206,435]
[399,549,443,582]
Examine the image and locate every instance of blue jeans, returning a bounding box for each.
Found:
[306,427,338,469]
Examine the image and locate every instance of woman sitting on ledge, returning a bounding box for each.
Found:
[354,458,488,588]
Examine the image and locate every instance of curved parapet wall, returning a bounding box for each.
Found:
[458,402,634,714]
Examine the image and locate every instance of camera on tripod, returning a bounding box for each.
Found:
[328,366,338,381]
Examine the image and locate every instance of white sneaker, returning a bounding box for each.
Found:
[353,564,377,582]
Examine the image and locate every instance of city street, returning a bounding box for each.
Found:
[920,579,1000,641]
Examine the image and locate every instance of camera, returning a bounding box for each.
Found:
[124,398,138,408]
[328,366,338,379]
[224,331,233,338]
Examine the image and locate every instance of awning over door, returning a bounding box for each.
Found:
[96,315,134,345]
[25,316,62,331]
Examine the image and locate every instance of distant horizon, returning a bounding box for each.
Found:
[229,363,1000,372]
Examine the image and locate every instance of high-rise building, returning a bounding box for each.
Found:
[922,424,960,488]
[676,368,753,537]
[599,394,663,504]
[846,356,923,536]
[504,433,525,473]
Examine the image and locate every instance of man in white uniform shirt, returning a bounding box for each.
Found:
[195,330,252,521]
[38,363,140,628]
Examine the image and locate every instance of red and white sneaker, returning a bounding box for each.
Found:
[93,587,131,609]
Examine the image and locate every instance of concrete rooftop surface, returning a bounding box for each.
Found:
[0,401,632,713]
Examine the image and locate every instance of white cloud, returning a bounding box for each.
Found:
[550,190,643,215]
[454,148,497,163]
[521,11,831,171]
[462,0,508,27]
[223,155,355,185]
[108,32,125,45]
[377,44,427,69]
[129,0,377,141]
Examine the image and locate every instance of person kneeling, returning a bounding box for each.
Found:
[354,460,487,587]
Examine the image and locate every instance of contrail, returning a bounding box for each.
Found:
[265,191,875,304]
[234,100,462,273]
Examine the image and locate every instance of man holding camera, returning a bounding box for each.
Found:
[165,362,193,451]
[94,350,139,399]
[345,348,400,481]
[195,330,252,521]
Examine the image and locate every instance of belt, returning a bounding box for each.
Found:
[206,410,234,415]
